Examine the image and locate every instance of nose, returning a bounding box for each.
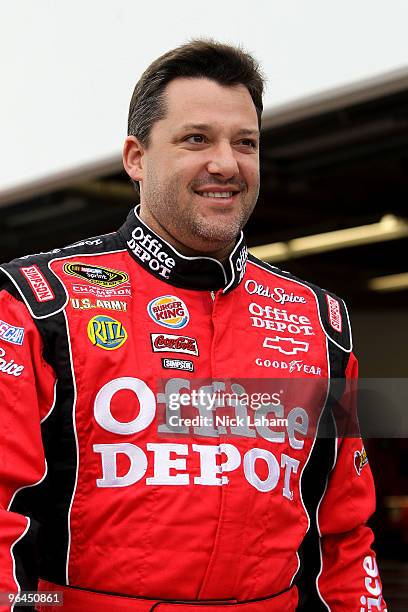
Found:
[206,141,239,178]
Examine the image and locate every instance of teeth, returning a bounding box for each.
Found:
[199,192,234,198]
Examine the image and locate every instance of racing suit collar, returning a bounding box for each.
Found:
[119,206,248,293]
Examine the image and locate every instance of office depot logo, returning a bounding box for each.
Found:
[20,266,55,302]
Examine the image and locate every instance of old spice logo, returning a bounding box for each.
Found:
[20,265,55,302]
[151,333,199,356]
[245,280,307,304]
[0,347,24,377]
[326,294,342,332]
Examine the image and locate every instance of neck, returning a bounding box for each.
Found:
[139,205,235,264]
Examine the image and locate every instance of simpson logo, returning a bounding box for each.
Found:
[354,447,368,476]
[326,294,342,332]
[20,265,55,302]
[162,358,194,372]
[87,315,127,350]
[0,319,24,345]
[148,296,189,329]
[151,333,198,356]
[263,336,309,355]
[63,262,129,288]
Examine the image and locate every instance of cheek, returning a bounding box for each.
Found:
[244,164,260,188]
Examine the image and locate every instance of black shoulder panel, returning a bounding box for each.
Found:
[0,231,124,319]
[247,254,352,353]
[0,254,67,319]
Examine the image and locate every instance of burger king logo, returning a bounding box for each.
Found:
[148,295,189,329]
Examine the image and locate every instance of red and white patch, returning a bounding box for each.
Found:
[151,333,198,356]
[354,447,368,476]
[20,265,55,302]
[326,294,342,332]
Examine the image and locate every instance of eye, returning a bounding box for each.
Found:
[185,134,206,144]
[240,139,257,149]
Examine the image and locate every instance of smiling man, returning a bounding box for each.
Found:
[0,40,386,612]
[123,76,260,259]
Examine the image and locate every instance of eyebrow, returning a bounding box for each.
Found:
[179,123,260,137]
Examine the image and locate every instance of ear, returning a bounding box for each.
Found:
[122,136,145,182]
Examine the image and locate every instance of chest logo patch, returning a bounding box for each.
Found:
[326,294,342,333]
[63,262,129,288]
[0,319,25,346]
[147,295,189,329]
[354,447,368,476]
[150,333,198,356]
[20,265,55,302]
[87,315,127,350]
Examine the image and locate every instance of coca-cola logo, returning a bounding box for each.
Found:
[150,333,199,356]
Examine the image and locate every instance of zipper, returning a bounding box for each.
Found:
[210,290,216,301]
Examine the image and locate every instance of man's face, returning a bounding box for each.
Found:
[128,77,260,255]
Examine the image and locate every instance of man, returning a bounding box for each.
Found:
[0,40,386,611]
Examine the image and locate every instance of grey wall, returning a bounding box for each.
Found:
[351,309,408,377]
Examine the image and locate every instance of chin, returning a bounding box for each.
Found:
[191,218,242,245]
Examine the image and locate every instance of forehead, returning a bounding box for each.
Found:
[160,77,259,131]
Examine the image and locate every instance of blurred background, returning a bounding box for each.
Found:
[1,1,407,607]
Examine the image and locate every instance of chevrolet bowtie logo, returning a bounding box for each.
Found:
[263,336,309,355]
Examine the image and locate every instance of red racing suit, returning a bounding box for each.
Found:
[0,207,386,611]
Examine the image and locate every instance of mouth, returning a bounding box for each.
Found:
[193,189,240,204]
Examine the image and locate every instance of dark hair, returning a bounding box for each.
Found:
[127,39,265,146]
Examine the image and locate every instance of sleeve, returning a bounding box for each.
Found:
[317,352,388,611]
[0,287,57,611]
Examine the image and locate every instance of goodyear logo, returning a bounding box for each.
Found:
[147,295,189,329]
[63,262,129,288]
[87,315,127,350]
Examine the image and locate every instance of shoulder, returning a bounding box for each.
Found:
[0,230,125,319]
[246,253,352,353]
